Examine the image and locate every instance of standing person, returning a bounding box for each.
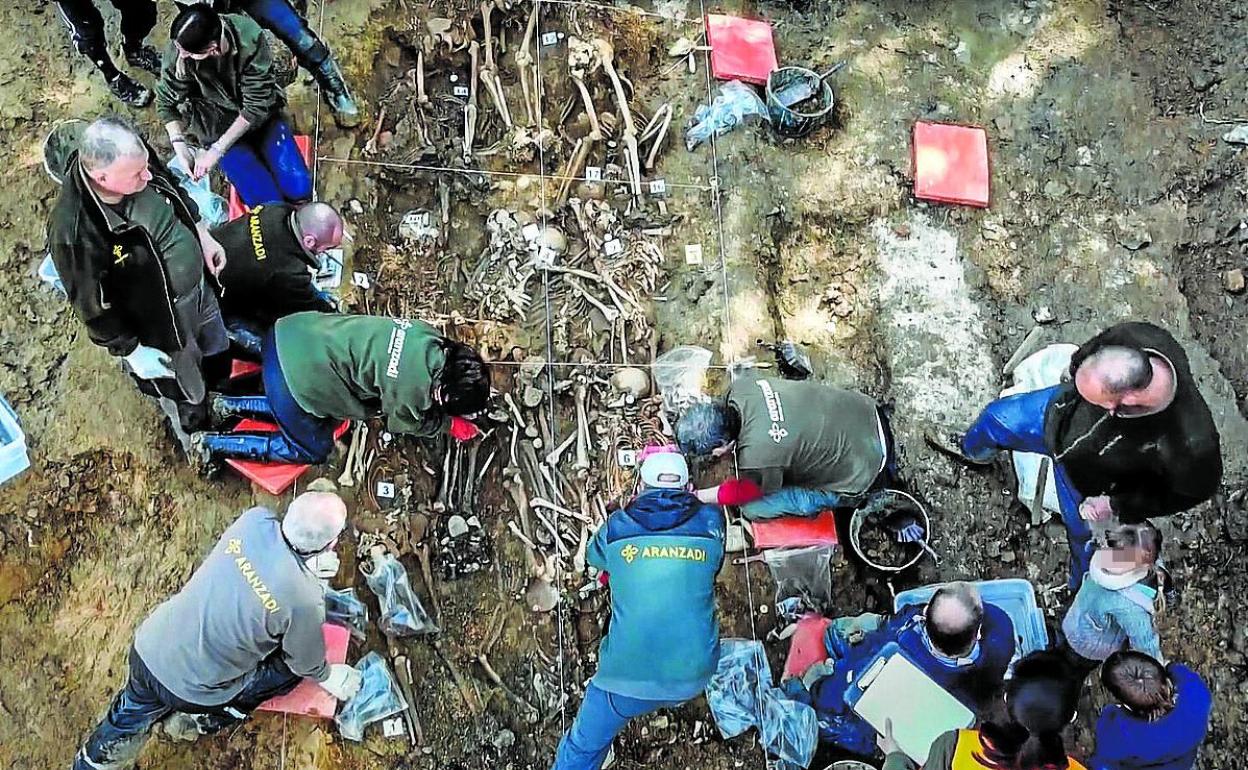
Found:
[55,0,162,107]
[927,321,1221,586]
[157,5,313,207]
[191,312,490,464]
[45,116,229,450]
[72,492,362,770]
[185,0,360,126]
[553,451,725,770]
[211,200,342,333]
[1061,522,1167,673]
[676,369,895,519]
[879,651,1087,770]
[1090,652,1212,770]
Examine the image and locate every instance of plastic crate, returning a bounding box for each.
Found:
[0,396,31,485]
[893,578,1048,660]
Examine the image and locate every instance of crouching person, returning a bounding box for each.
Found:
[553,452,725,770]
[73,492,361,770]
[190,312,490,465]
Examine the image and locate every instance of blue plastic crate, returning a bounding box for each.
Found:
[893,578,1048,660]
[0,396,30,485]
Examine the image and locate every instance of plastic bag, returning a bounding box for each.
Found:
[324,586,370,641]
[686,81,769,150]
[705,639,772,738]
[764,545,833,614]
[363,552,438,637]
[334,652,408,741]
[38,254,66,297]
[704,639,819,766]
[653,345,713,413]
[1001,344,1078,517]
[167,154,229,228]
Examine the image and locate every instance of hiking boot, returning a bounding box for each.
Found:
[123,44,162,76]
[107,73,152,109]
[312,54,361,128]
[923,430,990,467]
[156,712,205,742]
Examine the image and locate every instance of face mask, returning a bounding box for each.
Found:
[305,550,341,579]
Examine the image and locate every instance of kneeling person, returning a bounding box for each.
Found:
[553,452,725,770]
[212,201,343,331]
[677,370,893,519]
[192,312,490,464]
[73,492,361,770]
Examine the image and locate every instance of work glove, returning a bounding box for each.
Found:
[717,478,764,506]
[449,416,481,442]
[305,550,341,580]
[320,662,363,701]
[124,344,175,380]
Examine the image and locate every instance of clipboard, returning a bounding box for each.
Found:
[843,642,974,763]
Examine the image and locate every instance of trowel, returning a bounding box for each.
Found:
[773,61,846,109]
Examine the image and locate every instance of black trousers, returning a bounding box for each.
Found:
[55,0,156,77]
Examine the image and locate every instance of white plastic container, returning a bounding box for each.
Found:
[0,396,30,485]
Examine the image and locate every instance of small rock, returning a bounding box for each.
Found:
[1075,146,1094,166]
[522,384,544,408]
[1189,69,1220,92]
[491,729,516,749]
[651,715,670,730]
[1223,269,1246,294]
[1114,215,1152,250]
[1001,551,1017,564]
[1222,125,1248,145]
[1042,180,1068,199]
[1032,306,1056,324]
[447,514,470,538]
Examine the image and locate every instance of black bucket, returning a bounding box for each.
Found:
[766,65,835,138]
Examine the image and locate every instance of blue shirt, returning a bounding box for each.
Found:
[588,488,725,701]
[1089,664,1211,770]
[891,602,1016,713]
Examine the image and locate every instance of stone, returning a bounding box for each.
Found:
[491,729,516,749]
[1224,269,1246,294]
[1189,69,1220,92]
[1114,216,1152,250]
[1223,125,1248,145]
[1042,180,1068,199]
[447,514,470,538]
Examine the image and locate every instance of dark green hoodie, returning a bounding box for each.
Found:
[274,312,450,437]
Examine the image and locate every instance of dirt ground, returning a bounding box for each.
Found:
[2,0,1248,768]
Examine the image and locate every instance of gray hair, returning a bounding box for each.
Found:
[925,581,984,656]
[78,116,147,173]
[281,491,347,553]
[1083,345,1153,395]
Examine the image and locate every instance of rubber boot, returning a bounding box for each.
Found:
[191,431,278,463]
[227,324,264,359]
[311,53,360,128]
[210,394,275,424]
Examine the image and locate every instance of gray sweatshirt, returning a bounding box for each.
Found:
[134,507,330,705]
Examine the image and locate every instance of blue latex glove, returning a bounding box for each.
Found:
[124,344,174,380]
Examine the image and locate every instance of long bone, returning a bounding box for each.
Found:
[573,379,591,473]
[592,38,641,200]
[514,3,539,125]
[479,2,513,128]
[565,275,619,323]
[545,431,578,466]
[463,41,480,160]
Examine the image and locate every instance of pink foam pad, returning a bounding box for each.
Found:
[783,614,832,679]
[706,14,778,85]
[224,418,350,495]
[258,623,351,718]
[229,359,263,380]
[912,121,990,208]
[750,509,839,549]
[227,135,313,221]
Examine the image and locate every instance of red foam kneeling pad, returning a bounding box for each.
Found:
[749,509,839,549]
[912,121,990,208]
[258,623,350,719]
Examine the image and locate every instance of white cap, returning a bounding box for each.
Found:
[639,451,689,489]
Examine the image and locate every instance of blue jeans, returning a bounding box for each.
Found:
[961,385,1093,586]
[74,647,299,770]
[553,684,683,770]
[218,114,312,206]
[260,329,338,462]
[741,487,848,520]
[239,0,317,56]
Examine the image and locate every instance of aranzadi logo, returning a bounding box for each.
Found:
[621,544,640,563]
[621,543,707,563]
[756,380,788,444]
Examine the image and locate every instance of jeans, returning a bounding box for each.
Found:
[218,115,312,206]
[237,0,323,64]
[74,647,299,770]
[741,487,850,520]
[553,684,683,770]
[259,328,337,462]
[961,385,1093,586]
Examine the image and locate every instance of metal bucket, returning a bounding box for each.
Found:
[848,489,930,573]
[766,65,836,138]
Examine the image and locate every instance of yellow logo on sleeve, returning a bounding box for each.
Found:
[621,544,640,563]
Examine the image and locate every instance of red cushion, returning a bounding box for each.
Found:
[912,121,990,207]
[783,614,833,679]
[750,509,839,549]
[257,623,350,719]
[706,14,778,85]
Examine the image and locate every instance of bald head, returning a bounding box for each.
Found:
[281,491,347,553]
[1075,345,1174,414]
[79,117,152,199]
[294,202,344,254]
[925,581,984,657]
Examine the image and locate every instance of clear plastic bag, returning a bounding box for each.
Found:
[334,652,408,741]
[686,81,769,150]
[324,586,370,641]
[764,545,834,614]
[167,154,229,228]
[704,639,819,766]
[705,639,772,739]
[363,552,438,637]
[653,345,714,413]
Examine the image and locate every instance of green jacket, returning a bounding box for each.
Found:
[274,313,451,437]
[155,14,284,142]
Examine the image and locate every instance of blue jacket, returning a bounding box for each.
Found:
[1089,664,1211,770]
[892,602,1016,713]
[588,488,725,701]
